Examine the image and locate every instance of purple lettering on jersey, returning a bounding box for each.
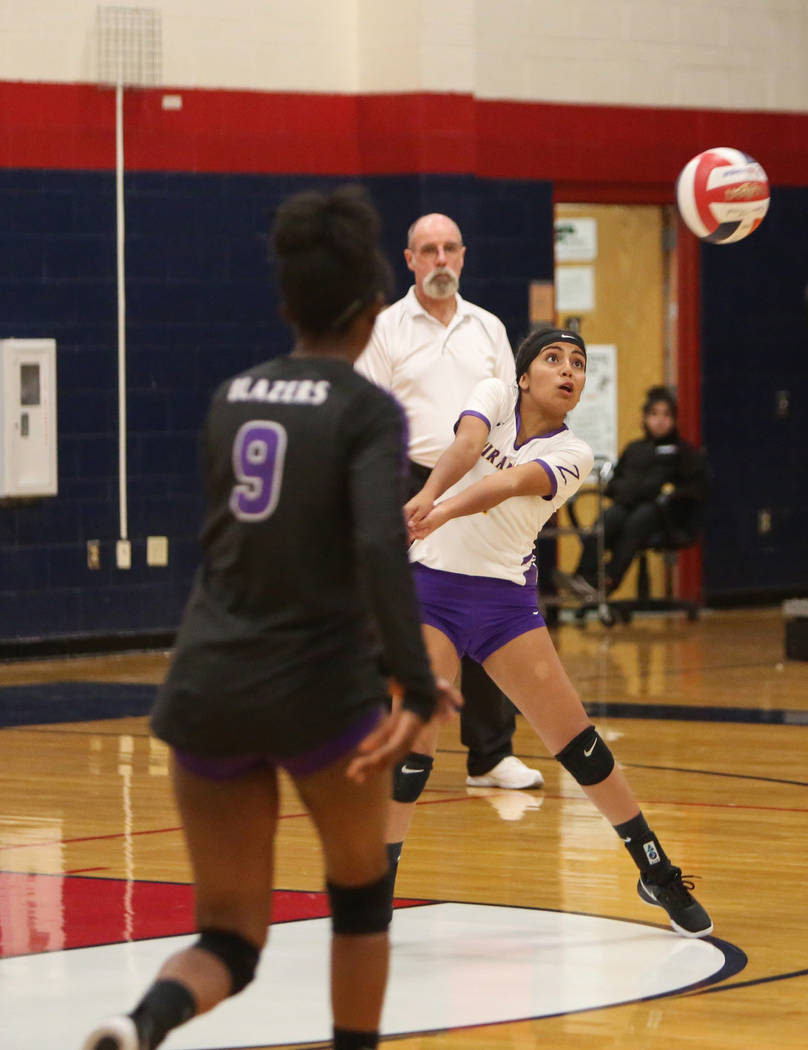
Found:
[229,420,288,521]
[557,463,581,486]
[481,442,514,471]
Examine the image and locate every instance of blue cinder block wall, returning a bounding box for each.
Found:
[701,186,808,603]
[0,170,553,643]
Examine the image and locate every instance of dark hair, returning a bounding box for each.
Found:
[271,184,392,335]
[514,327,586,380]
[643,385,677,417]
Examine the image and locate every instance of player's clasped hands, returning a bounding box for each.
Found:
[404,491,449,542]
[346,677,462,784]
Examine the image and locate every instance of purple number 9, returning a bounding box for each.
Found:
[229,420,288,521]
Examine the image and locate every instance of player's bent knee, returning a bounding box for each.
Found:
[392,751,433,803]
[555,725,614,786]
[327,871,394,934]
[195,927,261,995]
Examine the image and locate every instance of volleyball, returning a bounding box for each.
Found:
[675,148,769,244]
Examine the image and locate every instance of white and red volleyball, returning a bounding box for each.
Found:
[675,147,769,244]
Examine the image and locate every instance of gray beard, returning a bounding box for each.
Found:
[423,267,459,300]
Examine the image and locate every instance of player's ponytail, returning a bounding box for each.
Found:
[271,185,391,336]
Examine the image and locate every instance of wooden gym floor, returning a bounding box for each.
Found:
[1,606,806,1049]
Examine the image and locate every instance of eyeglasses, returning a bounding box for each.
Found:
[411,242,464,258]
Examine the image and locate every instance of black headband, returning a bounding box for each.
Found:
[515,328,587,379]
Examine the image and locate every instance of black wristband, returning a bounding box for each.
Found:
[401,686,437,721]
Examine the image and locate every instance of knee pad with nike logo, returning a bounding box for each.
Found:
[392,751,433,803]
[555,725,614,785]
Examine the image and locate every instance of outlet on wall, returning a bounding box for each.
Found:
[147,535,169,566]
[116,539,132,569]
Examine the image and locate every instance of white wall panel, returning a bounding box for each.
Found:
[676,4,728,47]
[475,0,808,111]
[575,1,630,41]
[355,2,422,91]
[0,0,805,112]
[625,2,681,44]
[0,0,361,92]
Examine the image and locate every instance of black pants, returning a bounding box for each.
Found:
[408,460,515,775]
[577,501,667,591]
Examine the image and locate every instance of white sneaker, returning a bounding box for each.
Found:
[81,1016,140,1050]
[465,755,543,789]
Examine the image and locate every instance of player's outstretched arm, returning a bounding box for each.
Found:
[410,459,553,539]
[404,415,490,529]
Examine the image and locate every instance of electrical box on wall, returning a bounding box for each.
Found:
[0,339,58,498]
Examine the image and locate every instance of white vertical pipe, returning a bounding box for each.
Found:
[115,81,128,541]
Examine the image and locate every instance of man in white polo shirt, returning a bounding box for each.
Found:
[356,212,543,805]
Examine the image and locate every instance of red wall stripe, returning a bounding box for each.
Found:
[1,82,805,187]
[476,99,807,189]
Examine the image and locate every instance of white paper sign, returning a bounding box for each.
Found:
[556,265,595,312]
[555,217,598,261]
[565,343,618,465]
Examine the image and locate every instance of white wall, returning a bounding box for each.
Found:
[473,0,808,110]
[0,0,805,111]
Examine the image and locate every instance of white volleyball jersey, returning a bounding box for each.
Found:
[410,378,594,585]
[355,287,516,469]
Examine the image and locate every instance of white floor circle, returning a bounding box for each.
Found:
[2,902,741,1049]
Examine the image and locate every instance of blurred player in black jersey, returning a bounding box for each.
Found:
[82,186,460,1050]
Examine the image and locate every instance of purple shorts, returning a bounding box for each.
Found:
[412,563,545,664]
[174,706,383,781]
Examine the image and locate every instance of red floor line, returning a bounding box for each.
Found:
[0,807,322,855]
[418,790,808,815]
[0,826,182,853]
[2,791,805,859]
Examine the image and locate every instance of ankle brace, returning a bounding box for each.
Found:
[615,814,670,877]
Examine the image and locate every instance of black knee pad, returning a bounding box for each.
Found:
[327,870,394,935]
[195,927,261,995]
[555,725,615,786]
[392,751,433,803]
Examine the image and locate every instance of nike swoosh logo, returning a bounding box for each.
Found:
[401,765,423,774]
[584,741,596,756]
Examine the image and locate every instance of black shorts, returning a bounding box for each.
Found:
[173,706,383,780]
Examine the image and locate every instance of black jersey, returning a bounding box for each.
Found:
[151,354,436,758]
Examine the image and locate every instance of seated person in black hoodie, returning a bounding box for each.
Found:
[559,385,708,599]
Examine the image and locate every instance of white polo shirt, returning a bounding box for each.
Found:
[410,378,594,585]
[355,286,516,468]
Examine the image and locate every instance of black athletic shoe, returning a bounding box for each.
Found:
[637,867,713,938]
